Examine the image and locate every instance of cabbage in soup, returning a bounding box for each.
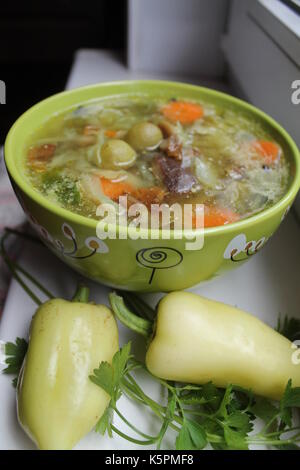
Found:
[25,95,289,228]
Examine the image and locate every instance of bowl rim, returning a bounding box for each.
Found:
[4,79,300,238]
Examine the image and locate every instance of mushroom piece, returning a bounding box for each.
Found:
[159,135,183,161]
[156,155,199,194]
[158,120,177,138]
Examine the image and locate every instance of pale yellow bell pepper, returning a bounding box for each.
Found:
[17,289,119,450]
[110,291,300,400]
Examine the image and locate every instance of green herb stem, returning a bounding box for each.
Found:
[72,285,90,303]
[118,291,156,321]
[110,424,156,446]
[1,230,54,304]
[109,292,153,338]
[1,235,42,306]
[113,405,157,440]
[11,261,55,300]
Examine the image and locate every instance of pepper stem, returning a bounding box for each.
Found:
[72,285,90,303]
[109,292,153,339]
[117,290,156,321]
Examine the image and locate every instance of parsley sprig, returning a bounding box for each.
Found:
[89,343,300,450]
[2,337,28,387]
[3,335,300,449]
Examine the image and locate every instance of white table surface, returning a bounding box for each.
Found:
[0,49,299,450]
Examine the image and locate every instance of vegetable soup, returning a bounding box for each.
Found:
[25,95,290,228]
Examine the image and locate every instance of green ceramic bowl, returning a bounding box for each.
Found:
[4,81,300,292]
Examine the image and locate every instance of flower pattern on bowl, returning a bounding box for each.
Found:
[223,234,267,262]
[27,214,109,260]
[85,237,109,254]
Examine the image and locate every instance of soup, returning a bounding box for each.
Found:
[25,95,289,228]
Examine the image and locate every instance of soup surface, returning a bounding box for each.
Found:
[25,95,289,228]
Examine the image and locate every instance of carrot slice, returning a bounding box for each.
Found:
[252,140,281,165]
[28,144,56,172]
[28,144,56,162]
[202,206,240,228]
[162,101,204,124]
[100,177,165,208]
[104,129,117,138]
[100,177,135,200]
[135,187,165,208]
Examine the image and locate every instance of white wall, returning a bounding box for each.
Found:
[223,0,300,146]
[128,0,229,78]
[223,0,300,213]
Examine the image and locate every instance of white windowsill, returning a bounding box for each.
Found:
[248,0,300,67]
[258,0,300,36]
[65,49,231,93]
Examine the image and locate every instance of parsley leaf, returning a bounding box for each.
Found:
[224,426,248,450]
[176,419,207,450]
[89,342,132,436]
[90,342,132,399]
[217,384,233,418]
[278,380,300,428]
[90,362,113,396]
[112,342,132,394]
[95,406,113,437]
[281,380,300,408]
[176,423,195,450]
[3,337,28,387]
[251,398,279,425]
[179,382,222,408]
[226,411,253,434]
[201,382,223,410]
[186,419,207,449]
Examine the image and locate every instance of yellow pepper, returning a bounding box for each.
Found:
[110,291,300,400]
[18,287,119,450]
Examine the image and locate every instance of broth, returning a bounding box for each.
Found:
[25,95,290,228]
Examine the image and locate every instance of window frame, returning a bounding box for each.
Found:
[248,0,300,67]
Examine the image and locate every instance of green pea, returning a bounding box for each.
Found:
[126,122,163,151]
[101,139,137,169]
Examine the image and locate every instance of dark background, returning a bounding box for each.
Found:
[0,0,127,144]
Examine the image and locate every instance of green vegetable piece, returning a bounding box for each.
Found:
[101,139,137,170]
[126,122,163,151]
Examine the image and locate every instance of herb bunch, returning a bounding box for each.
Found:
[89,343,300,450]
[3,337,300,449]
